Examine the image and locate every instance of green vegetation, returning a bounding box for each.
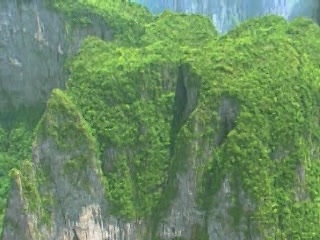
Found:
[35,89,97,153]
[141,11,217,46]
[0,109,41,234]
[66,37,176,219]
[10,160,53,227]
[64,9,216,221]
[35,89,102,189]
[48,0,153,46]
[2,89,102,231]
[2,0,320,239]
[63,9,320,239]
[190,15,320,238]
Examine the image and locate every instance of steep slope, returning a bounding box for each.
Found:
[0,0,151,111]
[3,2,320,240]
[184,16,320,239]
[0,0,110,111]
[2,89,107,239]
[0,0,151,232]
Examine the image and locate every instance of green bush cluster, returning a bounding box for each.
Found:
[48,0,153,46]
[10,160,53,227]
[35,89,97,152]
[141,11,217,46]
[0,110,49,233]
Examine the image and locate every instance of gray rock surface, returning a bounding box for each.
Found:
[0,0,111,111]
[1,1,316,240]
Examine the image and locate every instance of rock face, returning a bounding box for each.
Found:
[1,89,107,240]
[1,89,148,240]
[2,177,33,240]
[3,1,320,240]
[0,0,111,111]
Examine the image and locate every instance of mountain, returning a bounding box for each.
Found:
[2,0,320,239]
[134,0,319,32]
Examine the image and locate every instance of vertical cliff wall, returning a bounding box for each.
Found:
[3,1,320,240]
[0,0,112,111]
[0,0,152,234]
[0,0,318,110]
[3,10,320,239]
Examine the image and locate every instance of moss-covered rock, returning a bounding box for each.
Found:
[63,9,218,221]
[49,0,153,46]
[0,117,37,234]
[59,8,320,238]
[66,37,177,219]
[186,15,320,239]
[2,89,106,239]
[141,11,217,46]
[3,0,320,239]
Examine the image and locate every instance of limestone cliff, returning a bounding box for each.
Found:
[0,0,111,111]
[3,1,320,240]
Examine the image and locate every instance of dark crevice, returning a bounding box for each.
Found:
[72,228,80,240]
[169,63,199,156]
[215,96,240,146]
[151,64,200,237]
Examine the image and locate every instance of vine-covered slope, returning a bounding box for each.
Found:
[2,0,320,239]
[65,10,217,220]
[64,13,320,239]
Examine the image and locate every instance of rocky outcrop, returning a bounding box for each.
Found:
[1,89,107,239]
[0,0,111,111]
[3,1,320,240]
[2,176,34,240]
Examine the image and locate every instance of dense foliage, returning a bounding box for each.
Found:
[66,13,320,239]
[189,16,320,238]
[64,11,320,239]
[49,0,153,46]
[61,5,217,223]
[0,108,43,234]
[2,0,320,239]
